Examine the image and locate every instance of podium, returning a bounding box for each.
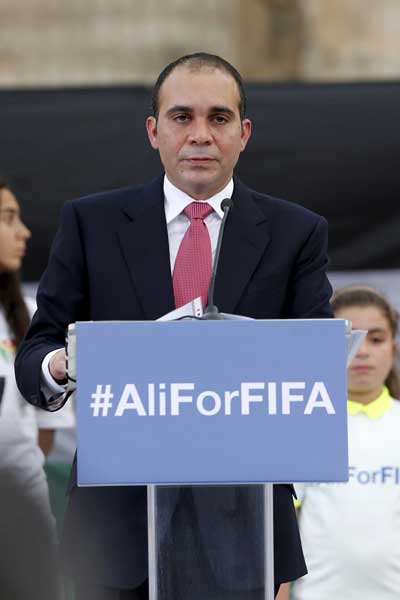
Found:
[72,318,356,599]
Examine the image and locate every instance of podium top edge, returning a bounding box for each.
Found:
[71,318,350,325]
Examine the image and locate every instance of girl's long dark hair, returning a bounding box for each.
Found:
[0,178,30,348]
[332,286,400,399]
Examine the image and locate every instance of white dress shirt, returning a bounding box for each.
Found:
[164,174,232,271]
[41,175,234,398]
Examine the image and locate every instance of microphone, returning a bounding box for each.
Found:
[202,198,233,320]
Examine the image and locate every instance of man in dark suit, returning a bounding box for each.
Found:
[15,53,332,599]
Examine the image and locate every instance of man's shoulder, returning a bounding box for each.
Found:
[63,175,164,217]
[254,188,322,222]
[239,180,325,226]
[67,182,149,210]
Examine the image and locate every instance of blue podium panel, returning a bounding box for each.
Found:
[76,319,348,485]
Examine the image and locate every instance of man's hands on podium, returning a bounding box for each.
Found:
[49,348,68,384]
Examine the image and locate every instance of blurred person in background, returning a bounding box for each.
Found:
[278,286,400,600]
[0,176,74,597]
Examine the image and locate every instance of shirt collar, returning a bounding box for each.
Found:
[164,175,234,224]
[347,386,393,419]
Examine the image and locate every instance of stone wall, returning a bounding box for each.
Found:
[300,0,400,80]
[0,0,399,87]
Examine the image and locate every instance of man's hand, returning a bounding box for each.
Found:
[49,349,67,384]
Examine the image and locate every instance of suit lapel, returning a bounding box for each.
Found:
[215,179,271,313]
[117,177,175,320]
[116,176,270,319]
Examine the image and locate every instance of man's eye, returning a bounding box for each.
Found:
[213,115,228,124]
[174,114,190,123]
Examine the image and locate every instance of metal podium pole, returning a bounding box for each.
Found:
[147,483,275,600]
[147,485,158,600]
[264,483,275,600]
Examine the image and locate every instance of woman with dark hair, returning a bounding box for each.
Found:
[285,286,400,600]
[0,179,31,345]
[0,177,76,598]
[0,177,74,510]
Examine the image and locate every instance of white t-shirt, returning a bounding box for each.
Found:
[0,297,74,502]
[292,388,400,600]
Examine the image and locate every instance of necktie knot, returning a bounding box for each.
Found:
[184,202,213,221]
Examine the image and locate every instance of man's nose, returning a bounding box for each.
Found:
[188,119,212,144]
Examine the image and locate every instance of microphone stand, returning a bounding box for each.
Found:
[202,198,233,320]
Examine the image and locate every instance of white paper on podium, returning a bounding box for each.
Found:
[220,312,252,320]
[156,297,203,321]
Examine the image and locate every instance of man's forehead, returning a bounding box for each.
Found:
[169,63,227,77]
[158,65,240,110]
[164,64,237,87]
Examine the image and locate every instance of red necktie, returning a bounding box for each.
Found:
[173,202,214,309]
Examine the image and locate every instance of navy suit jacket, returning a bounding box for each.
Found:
[15,175,332,588]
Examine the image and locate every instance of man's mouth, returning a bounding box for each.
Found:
[184,156,216,162]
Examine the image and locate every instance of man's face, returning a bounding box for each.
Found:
[146,66,251,200]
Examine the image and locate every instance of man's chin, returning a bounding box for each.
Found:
[177,173,227,200]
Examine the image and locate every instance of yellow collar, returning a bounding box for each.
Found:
[347,386,393,419]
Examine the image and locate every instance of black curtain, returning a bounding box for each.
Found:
[1,81,399,280]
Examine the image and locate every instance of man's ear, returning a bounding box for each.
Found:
[240,118,252,152]
[146,116,159,150]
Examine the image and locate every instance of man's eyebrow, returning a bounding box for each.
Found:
[165,105,236,117]
[166,105,194,116]
[209,106,236,116]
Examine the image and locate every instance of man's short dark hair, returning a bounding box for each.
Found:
[151,52,247,120]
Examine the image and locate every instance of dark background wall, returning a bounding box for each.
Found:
[1,81,399,281]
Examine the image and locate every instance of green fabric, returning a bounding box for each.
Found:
[44,462,70,538]
[45,462,75,598]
